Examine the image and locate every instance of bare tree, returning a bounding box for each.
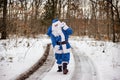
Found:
[1,0,7,39]
[109,0,115,42]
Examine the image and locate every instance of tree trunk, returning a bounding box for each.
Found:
[110,0,115,42]
[67,0,70,19]
[1,0,7,39]
[106,0,110,40]
[58,0,61,18]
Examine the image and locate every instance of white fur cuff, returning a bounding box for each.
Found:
[63,26,69,30]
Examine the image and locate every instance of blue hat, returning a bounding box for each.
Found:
[52,19,59,23]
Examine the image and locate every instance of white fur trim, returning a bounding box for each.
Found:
[53,45,60,53]
[54,48,71,54]
[54,49,63,54]
[55,45,59,49]
[62,44,68,53]
[62,61,68,64]
[60,32,65,41]
[58,64,62,66]
[63,25,69,30]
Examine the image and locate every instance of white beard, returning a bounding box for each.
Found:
[52,21,62,37]
[52,21,67,42]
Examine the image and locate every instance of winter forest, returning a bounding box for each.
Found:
[0,0,120,80]
[0,0,120,42]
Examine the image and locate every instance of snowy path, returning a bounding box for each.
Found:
[71,46,99,80]
[26,46,55,80]
[26,44,99,80]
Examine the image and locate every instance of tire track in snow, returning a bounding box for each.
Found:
[25,46,55,80]
[71,46,99,80]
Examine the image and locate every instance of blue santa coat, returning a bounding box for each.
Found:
[47,25,73,50]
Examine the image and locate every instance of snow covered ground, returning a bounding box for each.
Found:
[0,35,120,80]
[0,35,50,80]
[70,36,120,80]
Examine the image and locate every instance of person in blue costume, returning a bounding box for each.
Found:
[47,19,73,74]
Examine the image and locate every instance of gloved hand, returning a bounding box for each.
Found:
[61,22,69,30]
[53,45,60,53]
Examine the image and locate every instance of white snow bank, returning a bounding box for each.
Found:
[0,35,50,80]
